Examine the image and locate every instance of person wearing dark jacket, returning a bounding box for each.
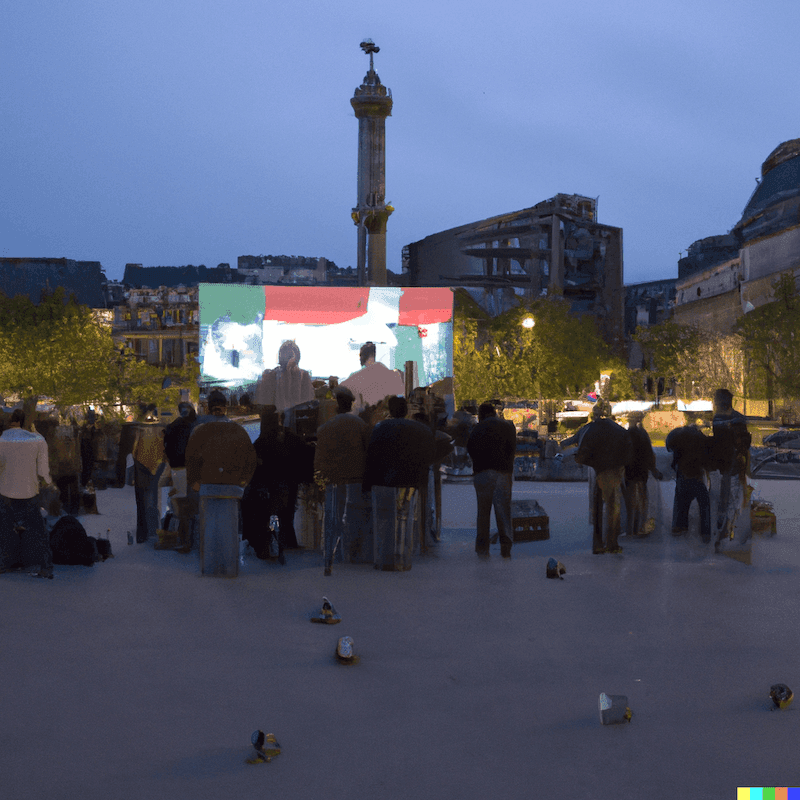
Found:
[363,395,435,571]
[163,402,197,497]
[162,402,198,552]
[666,423,711,542]
[466,403,516,558]
[709,388,752,551]
[575,405,631,554]
[623,414,662,537]
[314,386,370,574]
[130,405,165,544]
[242,406,311,560]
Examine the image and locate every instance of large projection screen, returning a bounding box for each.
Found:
[198,285,453,393]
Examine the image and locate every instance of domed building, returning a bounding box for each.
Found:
[673,138,800,414]
[735,138,800,244]
[675,138,800,330]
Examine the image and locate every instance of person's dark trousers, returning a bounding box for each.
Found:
[324,484,347,573]
[0,494,52,571]
[0,497,18,569]
[623,478,648,537]
[672,472,711,540]
[134,460,165,543]
[267,481,300,550]
[372,485,417,571]
[241,484,270,557]
[714,469,737,537]
[593,467,624,552]
[472,469,513,554]
[344,483,372,563]
[55,475,81,516]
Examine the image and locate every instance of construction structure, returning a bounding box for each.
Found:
[350,39,393,287]
[402,193,624,351]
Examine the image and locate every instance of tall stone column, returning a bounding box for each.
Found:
[351,39,393,287]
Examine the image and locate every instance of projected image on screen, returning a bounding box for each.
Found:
[198,285,453,394]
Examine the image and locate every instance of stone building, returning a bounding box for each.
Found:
[237,255,328,284]
[625,278,677,370]
[111,286,200,367]
[402,193,625,352]
[112,256,354,369]
[674,138,800,334]
[672,138,800,413]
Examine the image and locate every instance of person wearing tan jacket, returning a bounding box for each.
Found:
[185,412,256,491]
[185,391,256,576]
[314,386,370,574]
[131,405,166,543]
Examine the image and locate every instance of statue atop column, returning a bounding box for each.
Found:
[351,39,393,287]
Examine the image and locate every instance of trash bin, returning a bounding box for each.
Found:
[199,484,244,577]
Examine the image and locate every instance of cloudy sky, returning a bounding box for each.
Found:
[3,0,799,285]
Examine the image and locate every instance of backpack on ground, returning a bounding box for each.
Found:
[49,515,100,566]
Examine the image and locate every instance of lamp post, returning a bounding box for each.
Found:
[520,316,543,431]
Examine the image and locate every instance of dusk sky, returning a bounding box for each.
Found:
[3,1,799,285]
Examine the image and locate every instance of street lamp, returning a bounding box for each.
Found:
[520,316,542,430]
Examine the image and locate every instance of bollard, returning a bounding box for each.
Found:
[199,484,244,577]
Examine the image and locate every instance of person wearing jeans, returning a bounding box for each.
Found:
[467,403,516,558]
[666,423,712,543]
[0,409,54,578]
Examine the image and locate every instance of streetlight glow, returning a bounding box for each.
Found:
[521,317,535,329]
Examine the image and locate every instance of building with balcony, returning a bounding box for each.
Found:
[111,286,199,367]
[402,193,624,352]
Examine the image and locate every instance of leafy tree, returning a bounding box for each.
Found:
[452,290,493,404]
[734,272,800,400]
[634,320,701,380]
[634,319,707,397]
[452,290,610,404]
[0,288,194,419]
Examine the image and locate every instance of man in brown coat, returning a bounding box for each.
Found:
[185,391,256,576]
[314,386,370,574]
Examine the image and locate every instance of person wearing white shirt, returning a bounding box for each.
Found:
[0,409,54,578]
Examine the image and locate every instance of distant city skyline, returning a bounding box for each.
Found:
[3,1,799,285]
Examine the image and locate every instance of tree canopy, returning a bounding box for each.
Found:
[453,290,610,404]
[734,272,800,399]
[0,288,194,417]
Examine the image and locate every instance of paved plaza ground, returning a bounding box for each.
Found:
[1,470,798,799]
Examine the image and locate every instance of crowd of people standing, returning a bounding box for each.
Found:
[0,348,756,579]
